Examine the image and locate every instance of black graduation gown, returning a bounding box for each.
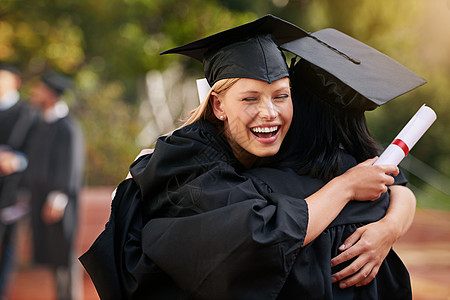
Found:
[80,119,410,299]
[0,101,38,238]
[24,115,84,267]
[245,160,411,300]
[81,119,308,299]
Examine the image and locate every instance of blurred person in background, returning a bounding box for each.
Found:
[24,71,84,300]
[0,63,38,299]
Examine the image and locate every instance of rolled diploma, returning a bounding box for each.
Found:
[374,105,437,166]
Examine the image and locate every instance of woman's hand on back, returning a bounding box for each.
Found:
[330,219,396,288]
[330,184,416,288]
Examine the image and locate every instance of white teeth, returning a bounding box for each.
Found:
[251,126,278,133]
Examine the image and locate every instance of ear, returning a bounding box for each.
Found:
[210,92,226,121]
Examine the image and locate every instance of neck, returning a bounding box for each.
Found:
[224,134,259,169]
[43,99,58,112]
[234,148,259,169]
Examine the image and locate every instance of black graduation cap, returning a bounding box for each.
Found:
[41,71,73,96]
[160,15,308,86]
[280,28,427,111]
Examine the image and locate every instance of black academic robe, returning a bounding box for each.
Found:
[24,115,84,267]
[80,119,411,300]
[246,163,411,300]
[0,101,38,237]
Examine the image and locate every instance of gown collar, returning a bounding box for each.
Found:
[43,101,69,123]
[0,90,19,111]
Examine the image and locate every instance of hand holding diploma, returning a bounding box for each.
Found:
[374,105,437,166]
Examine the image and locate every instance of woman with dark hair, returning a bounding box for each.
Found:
[285,84,381,181]
[263,28,424,298]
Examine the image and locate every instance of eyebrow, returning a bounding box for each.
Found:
[238,90,260,95]
[237,84,290,96]
[272,87,290,94]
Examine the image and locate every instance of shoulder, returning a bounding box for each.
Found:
[54,114,81,132]
[157,119,233,164]
[337,148,358,175]
[131,120,240,198]
[14,101,39,119]
[168,120,225,145]
[47,116,84,147]
[14,100,30,111]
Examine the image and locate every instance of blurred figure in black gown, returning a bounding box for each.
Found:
[24,71,84,300]
[0,63,38,299]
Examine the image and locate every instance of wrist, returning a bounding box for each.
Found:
[378,216,402,242]
[325,176,353,206]
[330,175,354,203]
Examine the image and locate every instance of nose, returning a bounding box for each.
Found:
[258,98,277,120]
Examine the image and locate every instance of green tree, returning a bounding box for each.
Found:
[280,0,450,209]
[1,0,449,209]
[0,0,254,185]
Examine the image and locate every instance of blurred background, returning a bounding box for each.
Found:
[1,0,449,211]
[2,0,450,299]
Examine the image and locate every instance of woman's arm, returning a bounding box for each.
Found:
[304,158,399,245]
[127,151,397,248]
[330,185,416,288]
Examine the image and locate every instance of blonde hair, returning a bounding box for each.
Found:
[183,78,240,127]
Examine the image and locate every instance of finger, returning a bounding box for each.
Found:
[361,157,378,166]
[337,262,375,289]
[386,176,395,186]
[356,265,380,287]
[331,233,365,267]
[331,244,362,267]
[339,228,364,251]
[332,255,366,282]
[379,164,399,176]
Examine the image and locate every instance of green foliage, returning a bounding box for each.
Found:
[289,0,450,209]
[74,67,142,186]
[0,0,254,186]
[1,0,450,205]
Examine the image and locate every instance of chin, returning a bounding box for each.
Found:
[252,145,281,158]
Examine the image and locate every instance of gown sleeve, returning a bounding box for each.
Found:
[79,179,137,300]
[141,190,308,299]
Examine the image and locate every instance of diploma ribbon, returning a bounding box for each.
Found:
[374,105,436,166]
[392,139,410,156]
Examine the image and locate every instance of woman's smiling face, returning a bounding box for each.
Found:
[211,77,293,167]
